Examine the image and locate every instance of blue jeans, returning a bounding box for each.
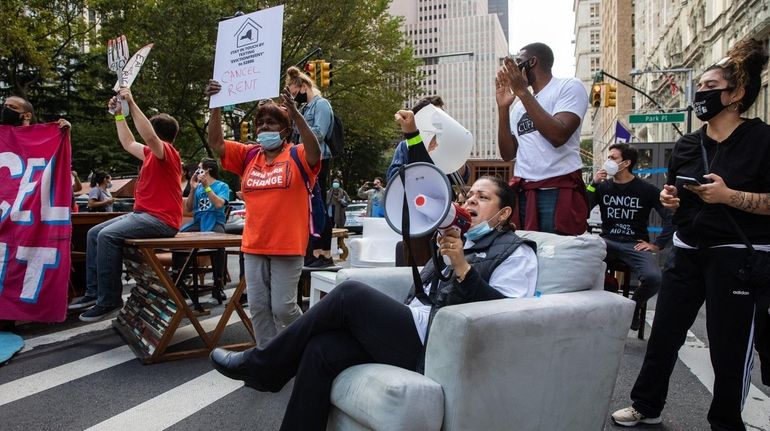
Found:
[518,189,558,234]
[85,212,178,307]
[603,238,662,303]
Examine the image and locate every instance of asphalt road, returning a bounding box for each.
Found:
[1,245,769,431]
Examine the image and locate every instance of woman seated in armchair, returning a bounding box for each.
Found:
[209,110,539,431]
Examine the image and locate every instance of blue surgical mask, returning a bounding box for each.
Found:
[465,222,492,241]
[332,182,340,189]
[106,182,113,189]
[465,209,504,241]
[257,131,284,150]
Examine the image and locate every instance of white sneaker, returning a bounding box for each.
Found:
[611,406,662,427]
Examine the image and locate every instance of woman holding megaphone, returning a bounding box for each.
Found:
[209,110,539,431]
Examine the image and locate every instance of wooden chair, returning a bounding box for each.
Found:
[606,259,646,340]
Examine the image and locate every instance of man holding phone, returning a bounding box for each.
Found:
[587,143,674,329]
[496,42,589,235]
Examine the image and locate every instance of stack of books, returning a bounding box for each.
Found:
[117,285,179,356]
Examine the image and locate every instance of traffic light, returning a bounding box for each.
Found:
[590,83,604,108]
[304,61,317,83]
[320,61,332,87]
[240,122,249,143]
[604,84,617,107]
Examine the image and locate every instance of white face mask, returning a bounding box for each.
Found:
[603,160,620,176]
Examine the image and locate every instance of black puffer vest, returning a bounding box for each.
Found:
[406,230,535,370]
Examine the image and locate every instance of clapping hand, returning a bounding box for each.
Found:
[495,68,515,108]
[503,57,529,97]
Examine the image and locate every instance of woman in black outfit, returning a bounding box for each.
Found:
[612,38,770,431]
[210,111,539,431]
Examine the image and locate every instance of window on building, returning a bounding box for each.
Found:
[590,30,600,53]
[589,3,600,25]
[473,165,511,182]
[590,57,601,73]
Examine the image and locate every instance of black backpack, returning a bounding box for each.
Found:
[325,115,345,157]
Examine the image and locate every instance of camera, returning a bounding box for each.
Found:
[194,168,205,179]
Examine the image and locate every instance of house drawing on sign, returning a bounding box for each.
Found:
[235,18,261,48]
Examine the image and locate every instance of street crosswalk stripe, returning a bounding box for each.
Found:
[645,311,770,428]
[0,312,243,407]
[21,288,236,353]
[84,370,243,431]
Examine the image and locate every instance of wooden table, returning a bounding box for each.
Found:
[114,232,254,364]
[70,212,127,298]
[332,228,349,261]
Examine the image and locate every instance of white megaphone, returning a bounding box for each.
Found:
[384,162,471,237]
[414,104,473,174]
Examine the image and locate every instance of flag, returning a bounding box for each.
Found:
[615,121,631,143]
[0,123,72,322]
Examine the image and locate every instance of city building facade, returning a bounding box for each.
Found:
[389,0,512,180]
[632,0,770,146]
[573,0,602,140]
[591,0,634,168]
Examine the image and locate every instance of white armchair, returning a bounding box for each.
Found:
[326,231,634,431]
[348,217,402,268]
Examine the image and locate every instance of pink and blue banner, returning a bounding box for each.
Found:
[0,123,72,322]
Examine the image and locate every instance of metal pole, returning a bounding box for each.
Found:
[686,69,693,134]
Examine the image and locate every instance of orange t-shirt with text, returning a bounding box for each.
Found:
[221,140,319,255]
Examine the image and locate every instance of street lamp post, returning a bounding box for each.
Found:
[629,67,694,133]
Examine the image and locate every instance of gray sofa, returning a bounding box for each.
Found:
[326,231,635,431]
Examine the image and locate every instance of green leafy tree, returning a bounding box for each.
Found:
[2,0,421,189]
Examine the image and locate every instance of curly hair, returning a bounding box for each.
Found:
[706,38,769,112]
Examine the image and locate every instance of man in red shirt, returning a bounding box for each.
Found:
[71,88,182,321]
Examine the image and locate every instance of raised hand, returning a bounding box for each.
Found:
[503,57,529,97]
[495,68,515,108]
[205,80,222,97]
[394,110,417,133]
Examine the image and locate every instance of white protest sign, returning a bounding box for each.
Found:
[209,5,284,108]
[113,43,154,91]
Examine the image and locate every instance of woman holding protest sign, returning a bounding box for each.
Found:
[612,38,770,430]
[205,80,320,347]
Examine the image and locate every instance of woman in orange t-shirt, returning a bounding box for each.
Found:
[206,82,321,346]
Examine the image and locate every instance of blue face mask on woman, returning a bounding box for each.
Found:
[257,131,284,150]
[465,209,505,241]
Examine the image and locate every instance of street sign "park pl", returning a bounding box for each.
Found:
[628,112,686,124]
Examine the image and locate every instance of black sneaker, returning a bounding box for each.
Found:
[79,304,123,322]
[304,255,318,266]
[306,256,334,268]
[68,296,97,311]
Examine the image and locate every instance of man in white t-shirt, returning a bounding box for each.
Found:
[496,42,589,235]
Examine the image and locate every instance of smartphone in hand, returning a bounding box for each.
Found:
[675,175,710,189]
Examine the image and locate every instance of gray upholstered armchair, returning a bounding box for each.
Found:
[326,231,635,431]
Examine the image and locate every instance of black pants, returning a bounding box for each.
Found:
[241,281,423,431]
[309,159,333,252]
[172,223,226,282]
[631,247,757,431]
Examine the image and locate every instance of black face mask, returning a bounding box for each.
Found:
[693,88,730,121]
[0,106,24,126]
[294,92,308,105]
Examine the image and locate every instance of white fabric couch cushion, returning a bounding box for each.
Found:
[517,230,607,295]
[329,364,444,431]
